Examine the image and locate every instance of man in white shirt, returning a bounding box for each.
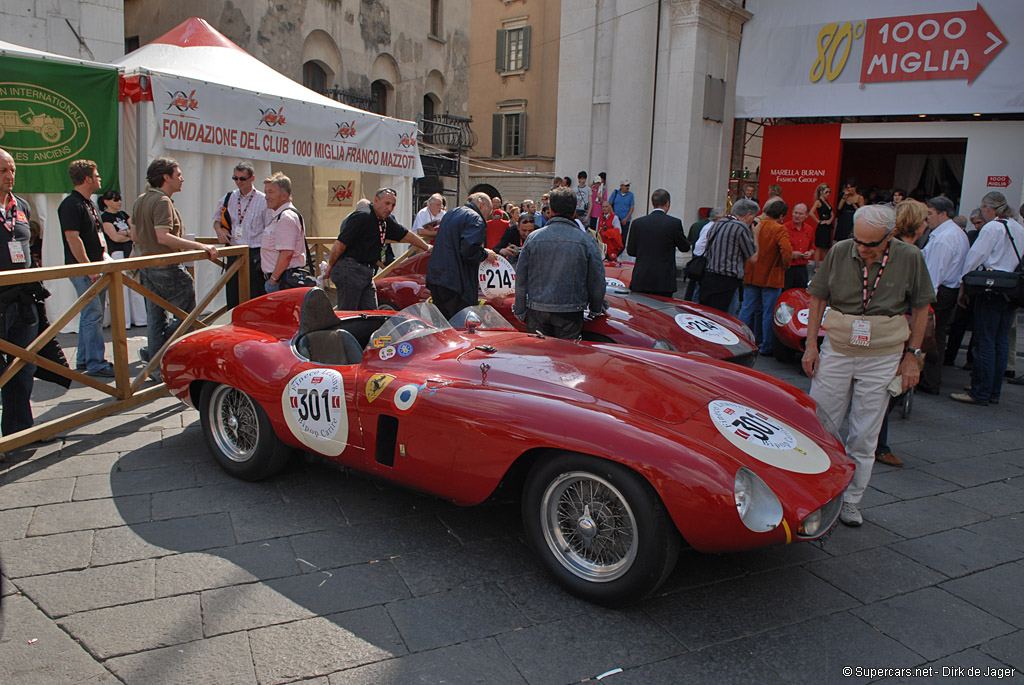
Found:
[412,193,445,241]
[213,162,269,307]
[919,196,969,394]
[950,191,1024,405]
[261,172,307,292]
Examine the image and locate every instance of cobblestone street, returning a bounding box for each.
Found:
[1,325,1022,684]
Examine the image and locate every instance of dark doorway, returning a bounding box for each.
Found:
[840,139,967,209]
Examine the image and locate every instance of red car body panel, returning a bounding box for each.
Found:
[376,253,758,366]
[164,290,854,554]
[772,288,823,353]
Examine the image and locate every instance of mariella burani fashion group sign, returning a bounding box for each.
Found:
[150,73,423,177]
[0,55,119,193]
[736,0,1023,118]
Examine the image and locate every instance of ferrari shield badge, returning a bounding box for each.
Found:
[281,369,348,457]
[365,373,395,403]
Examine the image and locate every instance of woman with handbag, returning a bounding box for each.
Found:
[951,191,1024,406]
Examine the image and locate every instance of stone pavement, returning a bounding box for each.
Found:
[1,326,1022,684]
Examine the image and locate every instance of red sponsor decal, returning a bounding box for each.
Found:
[986,175,1011,188]
[310,376,323,384]
[290,397,299,408]
[723,407,735,415]
[331,396,341,408]
[861,5,1007,85]
[735,429,750,440]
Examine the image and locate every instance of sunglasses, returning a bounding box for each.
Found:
[852,233,890,248]
[232,175,252,181]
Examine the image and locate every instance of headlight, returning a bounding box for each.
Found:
[774,302,794,327]
[799,495,842,538]
[733,467,783,532]
[740,323,756,344]
[815,403,843,441]
[653,338,677,351]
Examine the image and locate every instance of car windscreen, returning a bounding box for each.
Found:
[369,302,452,348]
[449,304,517,330]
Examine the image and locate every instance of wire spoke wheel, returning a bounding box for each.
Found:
[209,385,259,462]
[541,470,639,582]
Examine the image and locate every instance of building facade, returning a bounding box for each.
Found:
[465,0,561,206]
[0,0,125,63]
[556,0,749,222]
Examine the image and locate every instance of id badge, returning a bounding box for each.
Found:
[232,223,243,242]
[8,240,25,264]
[850,318,871,347]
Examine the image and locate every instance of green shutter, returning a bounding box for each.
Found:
[518,112,527,156]
[492,113,503,157]
[495,30,507,72]
[522,26,531,71]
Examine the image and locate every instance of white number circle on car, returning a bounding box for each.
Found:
[281,369,348,456]
[707,400,829,474]
[797,306,830,327]
[675,313,740,345]
[605,277,626,288]
[478,254,516,298]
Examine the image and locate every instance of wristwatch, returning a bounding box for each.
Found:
[905,348,924,361]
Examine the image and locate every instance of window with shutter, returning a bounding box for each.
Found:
[495,30,507,72]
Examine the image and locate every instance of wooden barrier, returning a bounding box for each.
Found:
[0,245,248,453]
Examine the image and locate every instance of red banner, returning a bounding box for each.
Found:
[759,124,842,220]
[986,175,1011,188]
[861,4,1006,84]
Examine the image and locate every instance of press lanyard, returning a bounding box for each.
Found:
[235,189,255,226]
[861,243,890,314]
[0,195,16,235]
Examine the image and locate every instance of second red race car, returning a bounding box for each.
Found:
[375,251,758,366]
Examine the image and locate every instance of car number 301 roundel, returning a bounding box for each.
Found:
[707,400,829,474]
[281,369,348,457]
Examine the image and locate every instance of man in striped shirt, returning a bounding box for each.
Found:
[698,198,760,312]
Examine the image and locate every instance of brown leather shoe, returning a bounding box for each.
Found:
[875,451,903,467]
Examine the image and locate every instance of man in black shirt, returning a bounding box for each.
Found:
[59,159,113,377]
[0,148,37,434]
[325,188,431,310]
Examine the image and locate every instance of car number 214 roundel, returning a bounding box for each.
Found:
[281,369,348,456]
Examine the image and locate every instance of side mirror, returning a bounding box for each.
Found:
[465,311,481,334]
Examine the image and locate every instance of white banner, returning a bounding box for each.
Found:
[150,73,423,177]
[736,0,1024,118]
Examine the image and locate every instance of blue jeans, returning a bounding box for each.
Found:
[141,265,195,360]
[1,299,37,435]
[70,274,108,372]
[739,284,782,355]
[969,295,1016,403]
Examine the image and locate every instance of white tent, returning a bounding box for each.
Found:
[114,18,423,302]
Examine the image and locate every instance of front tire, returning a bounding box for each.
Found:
[773,331,797,362]
[522,453,680,606]
[199,383,292,481]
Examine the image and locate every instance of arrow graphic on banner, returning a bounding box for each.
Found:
[861,3,1007,85]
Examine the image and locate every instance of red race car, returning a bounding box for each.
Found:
[163,288,854,606]
[376,252,758,366]
[772,288,828,362]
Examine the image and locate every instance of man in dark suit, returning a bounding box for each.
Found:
[625,189,690,297]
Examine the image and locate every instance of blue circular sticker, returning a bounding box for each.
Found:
[397,342,413,357]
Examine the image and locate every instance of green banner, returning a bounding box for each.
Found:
[0,54,119,193]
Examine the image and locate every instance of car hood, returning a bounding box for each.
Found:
[454,333,789,425]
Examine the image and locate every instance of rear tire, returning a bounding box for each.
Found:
[522,453,680,606]
[199,383,292,481]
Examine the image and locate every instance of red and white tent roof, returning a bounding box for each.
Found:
[114,18,355,112]
[114,18,422,177]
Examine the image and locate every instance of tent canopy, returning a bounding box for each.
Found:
[115,18,422,177]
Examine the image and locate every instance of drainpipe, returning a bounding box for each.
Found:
[646,0,663,214]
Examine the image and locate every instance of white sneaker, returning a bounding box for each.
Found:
[840,502,863,527]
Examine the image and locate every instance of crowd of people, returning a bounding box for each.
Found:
[1,147,1021,537]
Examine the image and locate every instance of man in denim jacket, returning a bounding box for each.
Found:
[513,187,606,339]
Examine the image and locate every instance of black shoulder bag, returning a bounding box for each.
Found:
[280,209,319,289]
[962,219,1024,306]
